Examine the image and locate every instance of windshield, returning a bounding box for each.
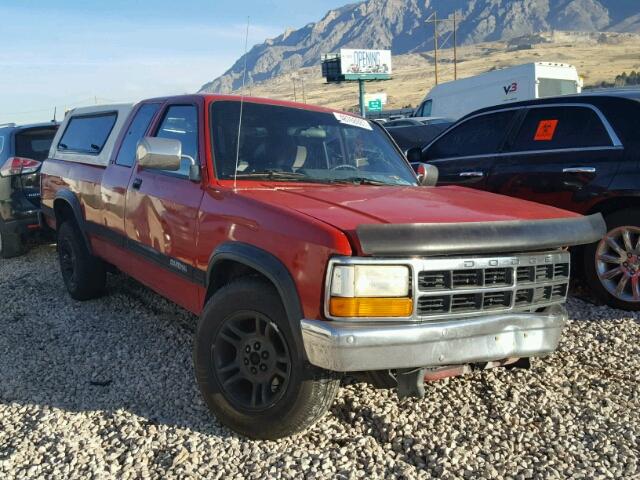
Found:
[210,101,417,186]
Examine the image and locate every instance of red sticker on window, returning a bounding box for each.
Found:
[534,119,558,141]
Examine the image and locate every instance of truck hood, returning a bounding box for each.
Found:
[238,184,585,254]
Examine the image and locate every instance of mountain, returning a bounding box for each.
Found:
[199,0,640,94]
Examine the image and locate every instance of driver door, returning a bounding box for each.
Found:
[124,103,205,311]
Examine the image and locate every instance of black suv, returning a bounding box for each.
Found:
[411,91,640,310]
[0,122,59,258]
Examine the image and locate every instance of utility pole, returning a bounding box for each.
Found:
[292,77,297,102]
[300,76,307,103]
[358,79,366,118]
[431,12,439,85]
[426,11,459,84]
[453,11,458,80]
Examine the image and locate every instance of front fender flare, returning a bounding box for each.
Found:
[207,242,308,361]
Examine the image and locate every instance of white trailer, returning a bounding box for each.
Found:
[414,62,582,120]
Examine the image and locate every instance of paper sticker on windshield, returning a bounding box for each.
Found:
[333,112,372,130]
[534,119,558,141]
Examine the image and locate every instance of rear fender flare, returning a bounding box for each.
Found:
[53,190,92,254]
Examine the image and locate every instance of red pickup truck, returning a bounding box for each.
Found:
[41,95,604,439]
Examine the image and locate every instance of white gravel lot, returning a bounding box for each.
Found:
[1,242,639,479]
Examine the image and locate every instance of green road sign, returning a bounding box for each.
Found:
[368,99,382,112]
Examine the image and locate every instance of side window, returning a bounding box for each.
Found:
[58,113,117,154]
[154,105,198,177]
[115,104,160,167]
[426,110,516,159]
[510,106,613,152]
[417,100,432,117]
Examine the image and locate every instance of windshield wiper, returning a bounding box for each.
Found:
[328,177,393,186]
[233,170,311,181]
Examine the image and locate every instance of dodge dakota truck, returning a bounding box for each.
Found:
[40,95,605,439]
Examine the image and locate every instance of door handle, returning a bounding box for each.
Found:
[459,171,484,178]
[563,167,596,174]
[132,178,143,190]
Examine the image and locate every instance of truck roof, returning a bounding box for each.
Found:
[142,93,357,117]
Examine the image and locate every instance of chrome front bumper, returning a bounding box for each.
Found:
[301,305,567,372]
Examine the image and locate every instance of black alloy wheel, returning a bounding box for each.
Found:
[213,311,291,411]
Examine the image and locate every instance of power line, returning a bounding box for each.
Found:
[1,96,124,121]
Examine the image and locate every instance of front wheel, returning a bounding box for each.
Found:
[194,277,339,439]
[584,209,640,310]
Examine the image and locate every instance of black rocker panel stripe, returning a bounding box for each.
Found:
[83,220,207,286]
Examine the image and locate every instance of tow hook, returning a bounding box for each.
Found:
[395,359,531,399]
[396,368,426,399]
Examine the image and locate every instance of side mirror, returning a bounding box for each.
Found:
[415,163,439,187]
[405,147,423,164]
[136,137,181,171]
[136,137,201,182]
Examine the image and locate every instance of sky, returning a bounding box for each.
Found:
[0,0,350,124]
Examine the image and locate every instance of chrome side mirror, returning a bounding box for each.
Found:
[136,137,201,182]
[136,137,181,171]
[415,163,439,187]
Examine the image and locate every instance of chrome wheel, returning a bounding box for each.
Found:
[596,226,640,302]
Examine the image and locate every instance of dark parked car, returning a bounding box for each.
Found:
[385,122,452,152]
[384,117,452,128]
[411,91,640,310]
[0,122,58,258]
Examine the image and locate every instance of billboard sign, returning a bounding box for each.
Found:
[339,49,392,80]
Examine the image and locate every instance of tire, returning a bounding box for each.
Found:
[194,277,339,439]
[57,221,106,300]
[583,208,640,310]
[0,230,24,259]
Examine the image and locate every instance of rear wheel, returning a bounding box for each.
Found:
[57,221,106,300]
[194,277,339,439]
[584,209,640,310]
[0,230,24,259]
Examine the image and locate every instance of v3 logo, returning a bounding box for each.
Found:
[503,82,518,95]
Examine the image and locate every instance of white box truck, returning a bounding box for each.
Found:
[414,62,582,120]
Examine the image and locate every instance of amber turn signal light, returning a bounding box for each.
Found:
[329,297,413,318]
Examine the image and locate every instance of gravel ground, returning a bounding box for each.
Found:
[1,242,639,479]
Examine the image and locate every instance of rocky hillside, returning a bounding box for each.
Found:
[199,0,640,94]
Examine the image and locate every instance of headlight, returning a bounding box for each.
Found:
[328,265,412,318]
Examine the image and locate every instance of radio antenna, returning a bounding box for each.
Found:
[233,16,251,190]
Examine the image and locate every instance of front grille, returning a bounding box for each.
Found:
[417,296,449,314]
[416,252,570,318]
[451,293,480,312]
[484,268,511,287]
[418,271,449,290]
[483,291,512,309]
